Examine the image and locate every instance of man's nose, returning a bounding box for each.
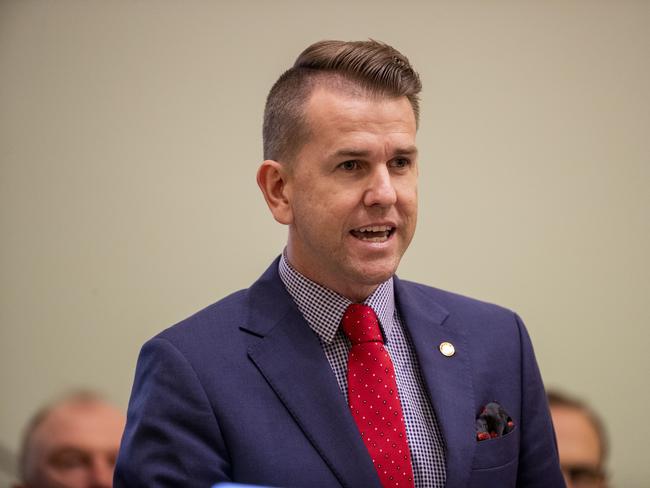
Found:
[87,458,115,488]
[363,166,397,207]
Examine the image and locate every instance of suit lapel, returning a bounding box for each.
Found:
[242,260,381,488]
[395,277,476,488]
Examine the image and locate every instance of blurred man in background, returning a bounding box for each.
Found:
[548,390,608,488]
[15,390,125,488]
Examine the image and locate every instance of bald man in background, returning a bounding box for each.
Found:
[15,391,125,488]
[548,390,608,488]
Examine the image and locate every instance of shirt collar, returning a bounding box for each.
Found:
[278,251,395,344]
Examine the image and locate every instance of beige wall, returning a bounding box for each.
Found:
[1,1,648,486]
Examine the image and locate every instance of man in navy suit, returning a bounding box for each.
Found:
[115,40,565,487]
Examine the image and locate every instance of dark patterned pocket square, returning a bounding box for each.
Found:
[475,402,515,441]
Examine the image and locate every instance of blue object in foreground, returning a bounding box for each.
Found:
[213,484,273,488]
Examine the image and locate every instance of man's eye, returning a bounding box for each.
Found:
[49,450,89,469]
[339,160,360,171]
[390,158,410,168]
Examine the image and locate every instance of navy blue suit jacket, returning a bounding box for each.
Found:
[115,258,564,487]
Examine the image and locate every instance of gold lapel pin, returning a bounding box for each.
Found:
[439,342,455,357]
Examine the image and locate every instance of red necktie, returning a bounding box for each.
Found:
[341,303,415,488]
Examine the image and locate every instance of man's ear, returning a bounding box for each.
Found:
[256,160,293,225]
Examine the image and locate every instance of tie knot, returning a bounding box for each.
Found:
[341,304,383,345]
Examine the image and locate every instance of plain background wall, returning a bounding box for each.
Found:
[1,0,648,486]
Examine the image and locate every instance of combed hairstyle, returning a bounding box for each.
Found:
[547,389,609,467]
[17,389,109,483]
[263,39,422,163]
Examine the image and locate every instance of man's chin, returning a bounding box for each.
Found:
[347,260,400,287]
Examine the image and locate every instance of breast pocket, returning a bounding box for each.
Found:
[471,426,519,470]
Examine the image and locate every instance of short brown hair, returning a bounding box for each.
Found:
[263,39,422,162]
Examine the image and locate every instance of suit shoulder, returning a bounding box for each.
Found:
[154,287,250,347]
[398,278,518,323]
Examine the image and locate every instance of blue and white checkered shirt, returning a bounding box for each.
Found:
[279,253,446,488]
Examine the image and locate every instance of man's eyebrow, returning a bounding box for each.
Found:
[330,148,372,159]
[329,146,418,159]
[48,446,87,456]
[393,145,418,157]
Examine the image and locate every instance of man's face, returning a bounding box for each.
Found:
[551,405,606,488]
[24,401,125,488]
[282,86,418,301]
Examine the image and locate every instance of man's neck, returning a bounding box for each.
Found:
[283,251,378,303]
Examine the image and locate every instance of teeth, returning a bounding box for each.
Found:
[350,225,394,243]
[357,225,392,232]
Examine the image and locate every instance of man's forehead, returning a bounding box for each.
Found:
[306,83,412,114]
[552,406,602,462]
[304,88,416,132]
[33,401,124,445]
[552,405,599,434]
[307,72,374,100]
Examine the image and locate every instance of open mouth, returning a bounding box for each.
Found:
[350,225,395,243]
